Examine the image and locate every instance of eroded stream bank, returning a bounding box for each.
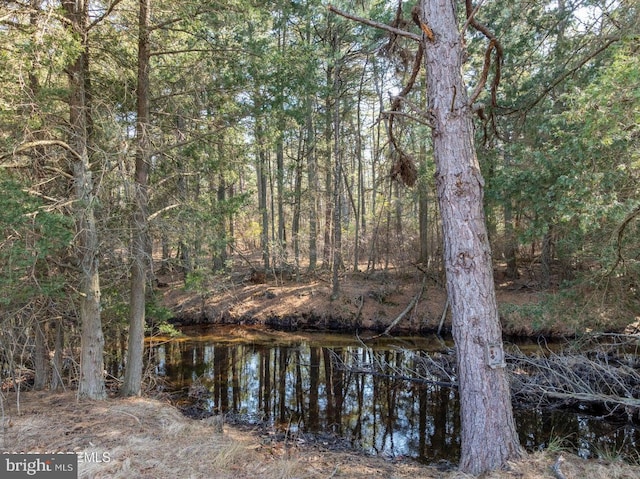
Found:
[140,325,640,465]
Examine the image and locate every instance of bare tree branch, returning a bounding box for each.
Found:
[88,0,125,30]
[469,39,496,105]
[465,0,503,109]
[148,204,180,222]
[380,109,434,127]
[327,4,424,187]
[369,275,427,338]
[605,204,640,276]
[388,43,424,186]
[149,6,219,32]
[327,5,421,42]
[508,37,619,114]
[1,6,73,28]
[460,0,486,35]
[1,140,82,163]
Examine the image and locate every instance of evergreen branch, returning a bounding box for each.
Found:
[506,37,620,115]
[149,7,219,32]
[149,128,225,157]
[22,189,73,210]
[0,18,29,30]
[149,48,220,57]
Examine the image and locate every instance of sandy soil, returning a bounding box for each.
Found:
[158,263,632,337]
[160,266,531,330]
[3,391,640,479]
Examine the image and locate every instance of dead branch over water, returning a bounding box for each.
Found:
[508,337,640,419]
[337,334,640,421]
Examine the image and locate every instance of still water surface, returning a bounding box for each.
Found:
[150,326,640,464]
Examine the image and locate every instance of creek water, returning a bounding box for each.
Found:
[149,326,640,464]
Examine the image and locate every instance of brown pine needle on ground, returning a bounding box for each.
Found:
[2,391,640,479]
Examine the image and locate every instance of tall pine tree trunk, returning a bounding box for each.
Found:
[541,226,553,288]
[322,56,334,269]
[292,149,303,276]
[63,0,105,400]
[421,0,523,473]
[306,95,318,273]
[33,318,48,390]
[331,61,342,299]
[121,0,151,397]
[50,319,64,390]
[255,119,270,270]
[276,134,286,264]
[418,148,429,265]
[353,65,366,272]
[504,201,519,279]
[214,173,228,271]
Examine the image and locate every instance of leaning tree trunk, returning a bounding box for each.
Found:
[121,0,151,397]
[421,0,523,474]
[64,0,105,400]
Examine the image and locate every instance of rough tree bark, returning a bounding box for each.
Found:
[303,13,318,274]
[421,0,524,473]
[331,59,342,299]
[292,149,303,275]
[33,319,48,390]
[121,0,151,397]
[321,63,334,270]
[255,118,270,270]
[327,4,524,469]
[63,0,106,400]
[305,93,318,273]
[418,145,429,265]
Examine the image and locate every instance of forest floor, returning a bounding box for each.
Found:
[158,258,638,337]
[4,390,640,479]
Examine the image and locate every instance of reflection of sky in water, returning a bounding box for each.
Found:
[153,333,640,464]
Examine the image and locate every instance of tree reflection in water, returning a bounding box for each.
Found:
[152,329,640,464]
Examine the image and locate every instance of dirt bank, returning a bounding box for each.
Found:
[3,391,639,479]
[158,267,633,337]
